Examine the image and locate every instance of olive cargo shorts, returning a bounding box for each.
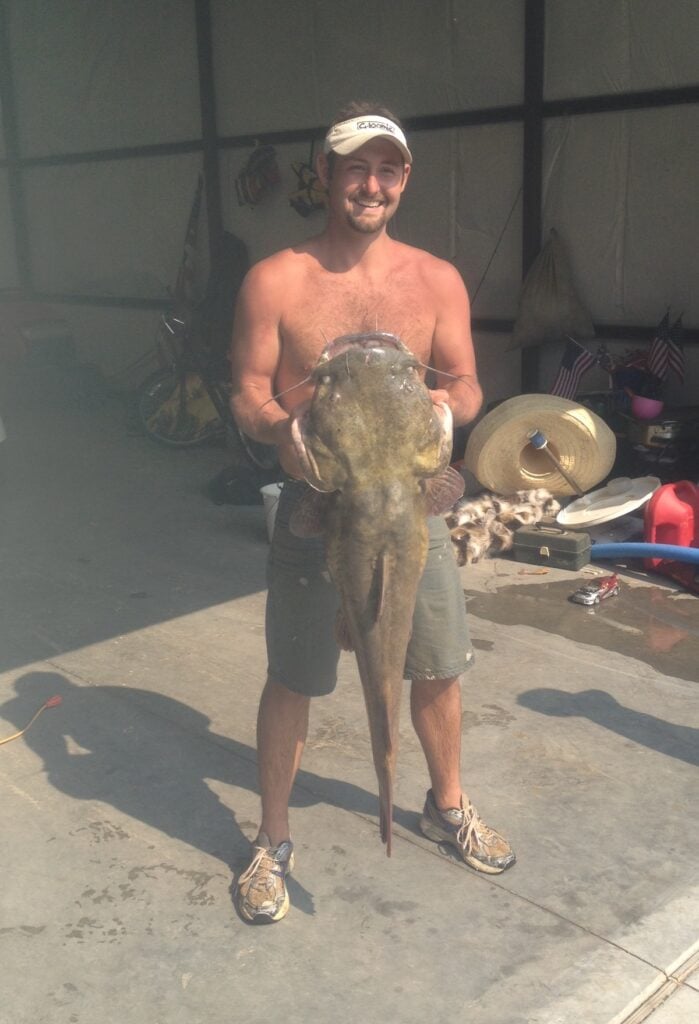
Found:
[266,481,474,697]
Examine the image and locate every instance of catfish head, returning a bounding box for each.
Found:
[291,332,453,494]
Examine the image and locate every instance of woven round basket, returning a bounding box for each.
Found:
[464,394,616,496]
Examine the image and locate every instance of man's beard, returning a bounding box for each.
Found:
[344,206,390,234]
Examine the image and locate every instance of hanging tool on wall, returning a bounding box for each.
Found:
[235,144,281,207]
[289,139,327,218]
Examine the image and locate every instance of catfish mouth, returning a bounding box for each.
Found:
[317,331,410,364]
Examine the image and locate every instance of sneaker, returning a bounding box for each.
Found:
[419,790,516,874]
[235,832,295,924]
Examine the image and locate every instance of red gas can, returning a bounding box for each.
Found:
[644,481,699,591]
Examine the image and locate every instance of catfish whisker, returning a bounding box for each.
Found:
[260,361,467,411]
[414,361,473,385]
[259,376,313,409]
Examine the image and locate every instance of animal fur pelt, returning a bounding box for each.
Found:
[445,488,561,566]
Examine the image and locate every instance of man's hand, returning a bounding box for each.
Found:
[271,418,305,480]
[430,388,451,409]
[430,376,482,427]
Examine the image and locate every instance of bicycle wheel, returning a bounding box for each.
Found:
[210,378,280,472]
[235,426,280,472]
[137,367,224,447]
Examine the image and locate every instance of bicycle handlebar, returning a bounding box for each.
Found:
[162,314,186,335]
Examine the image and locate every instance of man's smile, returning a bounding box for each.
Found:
[352,195,385,209]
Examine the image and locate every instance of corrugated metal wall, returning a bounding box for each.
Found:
[0,0,697,401]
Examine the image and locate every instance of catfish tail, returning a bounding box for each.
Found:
[379,773,394,857]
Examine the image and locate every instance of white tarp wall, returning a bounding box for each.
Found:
[0,0,697,401]
[539,0,699,401]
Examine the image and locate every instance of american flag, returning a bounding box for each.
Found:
[550,337,596,399]
[668,315,685,382]
[173,173,204,309]
[647,310,671,381]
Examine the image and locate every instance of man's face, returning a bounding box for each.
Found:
[322,139,410,235]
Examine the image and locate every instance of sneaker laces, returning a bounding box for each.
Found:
[456,799,498,853]
[237,844,269,888]
[237,839,289,891]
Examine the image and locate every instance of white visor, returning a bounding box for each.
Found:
[323,116,412,164]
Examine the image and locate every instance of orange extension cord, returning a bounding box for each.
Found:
[0,695,62,745]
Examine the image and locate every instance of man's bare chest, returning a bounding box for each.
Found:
[281,273,436,370]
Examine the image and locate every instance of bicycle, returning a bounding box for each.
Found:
[137,310,278,472]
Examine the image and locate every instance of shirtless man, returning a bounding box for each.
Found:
[230,102,515,924]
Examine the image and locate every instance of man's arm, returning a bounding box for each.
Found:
[229,258,302,476]
[428,259,483,427]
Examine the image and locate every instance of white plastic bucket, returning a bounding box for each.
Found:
[260,482,283,542]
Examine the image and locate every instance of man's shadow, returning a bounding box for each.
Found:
[518,688,699,767]
[1,671,414,917]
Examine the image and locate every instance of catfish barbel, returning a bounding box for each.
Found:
[289,332,464,855]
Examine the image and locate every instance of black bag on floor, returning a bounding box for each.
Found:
[206,464,281,506]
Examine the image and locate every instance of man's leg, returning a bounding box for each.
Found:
[410,675,463,811]
[235,677,308,924]
[257,677,310,845]
[405,517,473,797]
[236,481,339,922]
[412,674,516,874]
[259,479,338,845]
[407,518,515,873]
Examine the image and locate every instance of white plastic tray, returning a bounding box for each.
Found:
[556,476,661,529]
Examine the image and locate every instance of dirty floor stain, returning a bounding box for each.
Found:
[464,580,699,682]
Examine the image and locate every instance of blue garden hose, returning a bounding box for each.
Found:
[591,543,699,563]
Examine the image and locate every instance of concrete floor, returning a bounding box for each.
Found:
[1,358,698,1024]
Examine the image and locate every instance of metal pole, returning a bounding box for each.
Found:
[521,0,545,393]
[194,0,223,265]
[0,0,33,291]
[527,429,584,496]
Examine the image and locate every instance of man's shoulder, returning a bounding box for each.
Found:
[240,247,309,302]
[249,246,307,277]
[391,240,466,286]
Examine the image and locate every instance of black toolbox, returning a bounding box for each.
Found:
[512,520,591,571]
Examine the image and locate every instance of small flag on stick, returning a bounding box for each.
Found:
[647,310,671,381]
[550,337,596,399]
[668,315,684,382]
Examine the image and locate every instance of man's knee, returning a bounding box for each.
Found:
[412,674,461,693]
[411,675,462,710]
[263,676,313,706]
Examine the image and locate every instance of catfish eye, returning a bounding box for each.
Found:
[320,375,331,385]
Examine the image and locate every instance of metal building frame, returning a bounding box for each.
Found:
[1,0,698,367]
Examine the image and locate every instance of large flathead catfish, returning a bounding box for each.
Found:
[290,332,464,855]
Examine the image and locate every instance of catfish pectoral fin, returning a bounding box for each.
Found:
[423,465,466,515]
[289,486,331,537]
